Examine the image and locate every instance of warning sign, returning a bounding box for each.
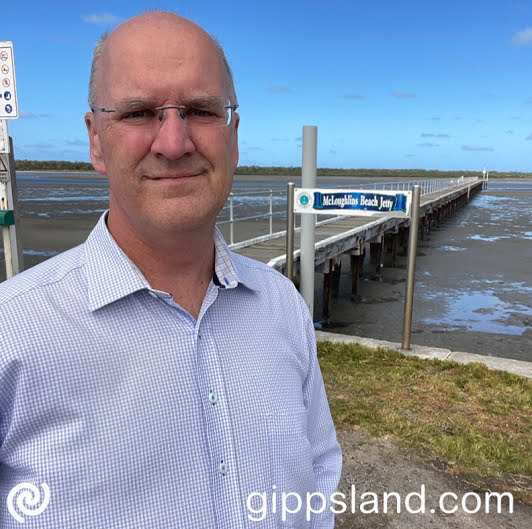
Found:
[0,42,18,119]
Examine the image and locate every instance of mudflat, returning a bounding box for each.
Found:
[2,179,530,363]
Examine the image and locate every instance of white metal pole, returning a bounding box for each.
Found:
[6,136,23,273]
[300,126,317,318]
[286,183,295,281]
[1,225,13,279]
[269,190,273,235]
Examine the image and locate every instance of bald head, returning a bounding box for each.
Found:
[88,11,236,108]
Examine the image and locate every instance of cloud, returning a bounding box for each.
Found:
[431,117,440,121]
[247,146,264,151]
[525,97,532,104]
[271,138,289,142]
[391,91,416,99]
[65,139,88,147]
[405,154,416,158]
[506,130,514,134]
[343,94,364,100]
[462,145,494,152]
[418,143,439,148]
[82,13,125,25]
[268,86,293,94]
[511,28,532,46]
[24,143,54,149]
[526,133,532,141]
[421,133,450,138]
[19,109,38,119]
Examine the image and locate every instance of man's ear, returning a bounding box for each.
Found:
[85,112,107,175]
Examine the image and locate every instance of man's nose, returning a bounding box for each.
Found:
[150,108,196,160]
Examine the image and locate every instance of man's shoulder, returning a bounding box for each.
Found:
[0,244,86,306]
[231,251,290,281]
[229,251,300,296]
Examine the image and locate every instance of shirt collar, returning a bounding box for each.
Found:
[211,226,260,292]
[85,212,259,312]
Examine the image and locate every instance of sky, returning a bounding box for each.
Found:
[2,0,531,172]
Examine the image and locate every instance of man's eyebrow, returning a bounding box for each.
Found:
[182,96,228,106]
[114,98,160,108]
[112,96,228,109]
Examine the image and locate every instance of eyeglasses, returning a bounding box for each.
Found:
[91,97,238,130]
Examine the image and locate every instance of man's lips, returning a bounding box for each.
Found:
[146,173,201,180]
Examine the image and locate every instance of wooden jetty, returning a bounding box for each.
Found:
[233,179,483,323]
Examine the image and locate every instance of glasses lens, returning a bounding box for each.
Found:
[182,99,232,128]
[111,103,159,130]
[99,98,235,130]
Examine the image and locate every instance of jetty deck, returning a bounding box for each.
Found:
[234,179,483,275]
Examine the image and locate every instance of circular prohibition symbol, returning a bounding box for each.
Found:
[2,78,10,88]
[1,65,8,75]
[0,51,8,61]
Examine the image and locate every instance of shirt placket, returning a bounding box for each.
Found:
[195,285,245,529]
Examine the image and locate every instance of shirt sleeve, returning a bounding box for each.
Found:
[299,294,343,528]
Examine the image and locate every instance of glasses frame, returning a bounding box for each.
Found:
[91,98,239,129]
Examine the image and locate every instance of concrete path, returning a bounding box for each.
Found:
[316,331,532,379]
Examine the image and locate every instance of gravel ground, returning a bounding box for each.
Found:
[335,430,531,529]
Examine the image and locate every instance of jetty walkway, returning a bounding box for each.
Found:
[231,178,483,322]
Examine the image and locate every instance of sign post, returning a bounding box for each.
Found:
[401,185,421,350]
[300,127,317,317]
[0,41,23,279]
[295,185,419,346]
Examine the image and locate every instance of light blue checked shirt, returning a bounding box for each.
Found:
[0,212,341,528]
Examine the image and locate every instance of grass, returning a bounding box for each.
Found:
[317,341,532,503]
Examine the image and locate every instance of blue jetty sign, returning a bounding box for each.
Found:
[294,188,412,217]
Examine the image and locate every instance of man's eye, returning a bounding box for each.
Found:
[122,109,155,120]
[187,107,216,118]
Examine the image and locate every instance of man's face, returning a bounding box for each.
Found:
[85,16,239,238]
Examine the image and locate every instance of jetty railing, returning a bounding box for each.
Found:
[217,177,479,247]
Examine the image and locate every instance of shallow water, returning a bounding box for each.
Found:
[325,181,532,362]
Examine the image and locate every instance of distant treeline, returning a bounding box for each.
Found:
[14,159,531,179]
[16,159,95,171]
[234,166,531,179]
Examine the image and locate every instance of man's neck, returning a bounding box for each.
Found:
[107,212,216,319]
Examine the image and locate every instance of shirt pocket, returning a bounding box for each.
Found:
[266,410,316,528]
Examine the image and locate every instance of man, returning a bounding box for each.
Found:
[0,11,341,528]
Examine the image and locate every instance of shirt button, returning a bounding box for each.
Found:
[219,461,228,475]
[208,391,218,405]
